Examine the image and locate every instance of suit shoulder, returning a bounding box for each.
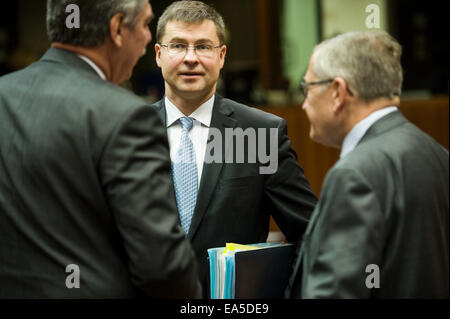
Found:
[2,62,156,133]
[336,122,448,175]
[221,97,284,126]
[79,76,146,111]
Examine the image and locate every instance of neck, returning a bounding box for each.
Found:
[341,96,399,141]
[51,42,112,82]
[166,87,216,116]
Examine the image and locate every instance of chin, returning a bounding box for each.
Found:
[310,131,325,146]
[313,135,339,149]
[179,85,207,95]
[309,129,317,141]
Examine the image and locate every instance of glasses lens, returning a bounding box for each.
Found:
[300,82,308,98]
[165,43,220,57]
[195,44,213,57]
[168,43,186,55]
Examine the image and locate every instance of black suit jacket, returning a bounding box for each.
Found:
[287,111,449,298]
[0,48,201,298]
[153,96,317,296]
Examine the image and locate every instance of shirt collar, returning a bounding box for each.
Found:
[340,106,398,158]
[77,54,106,80]
[165,95,214,128]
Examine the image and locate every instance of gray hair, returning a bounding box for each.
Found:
[156,0,226,44]
[46,0,148,47]
[312,31,403,102]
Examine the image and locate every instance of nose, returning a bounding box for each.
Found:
[146,27,152,44]
[302,99,308,111]
[183,47,199,64]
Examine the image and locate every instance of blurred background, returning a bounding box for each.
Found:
[1,0,448,203]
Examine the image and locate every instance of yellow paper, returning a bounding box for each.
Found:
[222,243,259,254]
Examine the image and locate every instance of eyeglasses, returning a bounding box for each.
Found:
[300,78,354,98]
[300,79,334,98]
[159,43,223,57]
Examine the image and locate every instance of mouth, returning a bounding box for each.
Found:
[178,72,204,78]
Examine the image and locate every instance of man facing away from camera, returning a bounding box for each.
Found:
[0,0,201,298]
[153,0,318,297]
[286,30,449,298]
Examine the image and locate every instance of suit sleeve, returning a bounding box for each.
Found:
[100,105,201,298]
[301,167,385,298]
[264,118,317,242]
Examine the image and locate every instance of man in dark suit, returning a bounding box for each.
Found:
[286,31,449,298]
[153,1,317,297]
[0,0,201,298]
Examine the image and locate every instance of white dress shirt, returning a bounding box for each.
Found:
[165,95,214,186]
[77,54,106,80]
[340,106,398,158]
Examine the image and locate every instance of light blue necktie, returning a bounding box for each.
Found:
[172,117,198,235]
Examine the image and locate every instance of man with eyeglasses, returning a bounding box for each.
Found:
[152,0,317,298]
[286,31,449,298]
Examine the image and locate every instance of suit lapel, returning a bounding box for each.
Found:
[188,95,237,240]
[153,99,167,127]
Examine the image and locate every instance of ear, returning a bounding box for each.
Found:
[219,45,227,69]
[155,43,162,67]
[331,77,349,113]
[109,13,125,47]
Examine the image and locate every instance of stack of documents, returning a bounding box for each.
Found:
[208,242,295,299]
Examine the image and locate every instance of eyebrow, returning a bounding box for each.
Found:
[168,37,216,44]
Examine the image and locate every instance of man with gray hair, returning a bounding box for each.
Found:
[0,0,201,298]
[152,0,317,298]
[286,31,449,298]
